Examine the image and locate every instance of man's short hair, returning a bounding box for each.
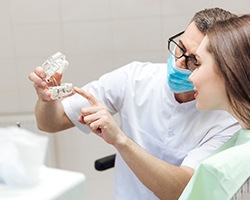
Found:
[191,7,237,34]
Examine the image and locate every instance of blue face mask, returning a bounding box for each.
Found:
[167,55,194,93]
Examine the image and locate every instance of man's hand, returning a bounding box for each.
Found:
[28,66,62,102]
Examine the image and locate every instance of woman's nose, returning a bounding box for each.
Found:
[175,56,186,69]
[188,69,196,83]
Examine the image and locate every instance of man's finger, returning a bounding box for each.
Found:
[74,87,99,106]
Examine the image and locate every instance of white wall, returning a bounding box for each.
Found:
[0,0,249,199]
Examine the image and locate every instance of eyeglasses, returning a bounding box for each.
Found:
[168,31,198,71]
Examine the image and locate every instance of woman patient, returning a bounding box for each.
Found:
[179,14,250,199]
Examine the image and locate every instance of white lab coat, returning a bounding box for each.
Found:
[62,61,240,200]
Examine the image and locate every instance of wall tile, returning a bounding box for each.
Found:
[112,51,165,68]
[12,23,62,57]
[0,25,14,58]
[0,0,11,25]
[18,88,37,113]
[15,57,44,89]
[62,21,112,55]
[111,0,161,18]
[112,18,162,53]
[212,0,250,14]
[60,0,111,21]
[10,0,60,24]
[0,59,18,91]
[161,0,213,16]
[0,90,21,114]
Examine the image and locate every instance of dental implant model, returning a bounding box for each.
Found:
[42,52,74,100]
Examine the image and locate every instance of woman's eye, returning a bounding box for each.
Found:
[193,57,200,67]
[194,62,201,67]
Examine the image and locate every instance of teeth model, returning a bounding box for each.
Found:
[42,52,69,83]
[42,52,74,100]
[49,83,74,100]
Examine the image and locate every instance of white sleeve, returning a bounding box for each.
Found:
[181,113,240,169]
[61,62,138,133]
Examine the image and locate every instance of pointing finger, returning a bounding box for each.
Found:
[74,87,100,106]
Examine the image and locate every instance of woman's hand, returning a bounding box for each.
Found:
[74,87,125,145]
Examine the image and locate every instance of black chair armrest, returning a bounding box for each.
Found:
[95,154,116,171]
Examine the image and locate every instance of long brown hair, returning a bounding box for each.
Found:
[206,15,250,129]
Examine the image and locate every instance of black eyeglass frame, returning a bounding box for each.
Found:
[168,31,198,71]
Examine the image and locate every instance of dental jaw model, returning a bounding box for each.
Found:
[49,83,74,100]
[42,52,74,100]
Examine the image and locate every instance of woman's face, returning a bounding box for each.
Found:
[189,36,229,111]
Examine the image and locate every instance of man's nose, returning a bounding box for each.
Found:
[175,56,186,69]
